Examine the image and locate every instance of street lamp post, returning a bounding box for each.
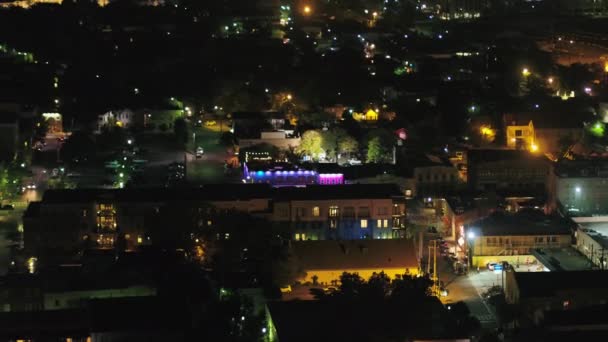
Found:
[467,231,475,273]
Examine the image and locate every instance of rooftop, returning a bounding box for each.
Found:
[467,148,546,164]
[554,159,608,178]
[41,184,273,203]
[504,110,591,129]
[467,210,574,236]
[274,184,403,201]
[513,270,608,299]
[292,239,418,271]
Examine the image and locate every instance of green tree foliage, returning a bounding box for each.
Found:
[60,131,96,164]
[219,132,238,148]
[34,119,48,141]
[297,130,323,159]
[365,129,394,163]
[366,137,389,163]
[321,128,348,162]
[173,117,189,146]
[339,135,359,156]
[97,126,127,152]
[206,293,267,342]
[297,111,334,130]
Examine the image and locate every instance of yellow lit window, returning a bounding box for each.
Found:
[312,206,320,217]
[361,219,368,228]
[377,219,382,228]
[295,233,300,240]
[301,233,306,240]
[137,236,143,244]
[329,206,339,217]
[384,219,389,228]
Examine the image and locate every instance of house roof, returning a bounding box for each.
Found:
[467,210,573,237]
[503,111,592,129]
[274,184,403,201]
[40,184,273,203]
[554,159,608,178]
[267,297,448,342]
[467,148,546,164]
[292,239,419,271]
[513,271,608,299]
[231,111,284,120]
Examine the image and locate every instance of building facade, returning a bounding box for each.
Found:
[467,149,550,193]
[466,211,572,267]
[23,184,407,261]
[549,160,608,215]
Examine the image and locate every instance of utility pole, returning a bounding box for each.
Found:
[433,239,439,296]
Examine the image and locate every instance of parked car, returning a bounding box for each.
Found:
[0,204,15,210]
[195,147,204,159]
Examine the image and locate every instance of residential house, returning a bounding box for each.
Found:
[503,110,589,155]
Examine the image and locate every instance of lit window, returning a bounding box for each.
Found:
[224,233,230,240]
[207,220,212,226]
[295,233,300,240]
[137,236,143,244]
[330,219,337,229]
[383,219,389,228]
[329,206,339,217]
[312,206,320,217]
[361,219,368,228]
[377,219,382,228]
[301,233,306,240]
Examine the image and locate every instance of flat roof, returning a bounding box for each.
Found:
[577,221,608,249]
[467,210,574,237]
[292,239,418,271]
[514,271,608,299]
[274,184,403,201]
[532,247,593,271]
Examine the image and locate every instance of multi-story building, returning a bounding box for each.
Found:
[23,184,407,259]
[0,112,18,162]
[465,210,573,267]
[505,271,608,327]
[467,149,550,193]
[549,160,608,215]
[503,112,585,155]
[272,185,406,240]
[23,185,273,257]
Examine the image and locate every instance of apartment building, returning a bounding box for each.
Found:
[272,185,406,240]
[23,184,407,259]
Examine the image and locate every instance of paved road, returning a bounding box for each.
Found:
[433,240,498,329]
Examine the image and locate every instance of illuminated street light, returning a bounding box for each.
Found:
[303,5,311,14]
[372,11,378,18]
[576,186,581,193]
[522,68,531,77]
[467,231,475,239]
[548,77,554,84]
[531,143,539,152]
[286,94,292,100]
